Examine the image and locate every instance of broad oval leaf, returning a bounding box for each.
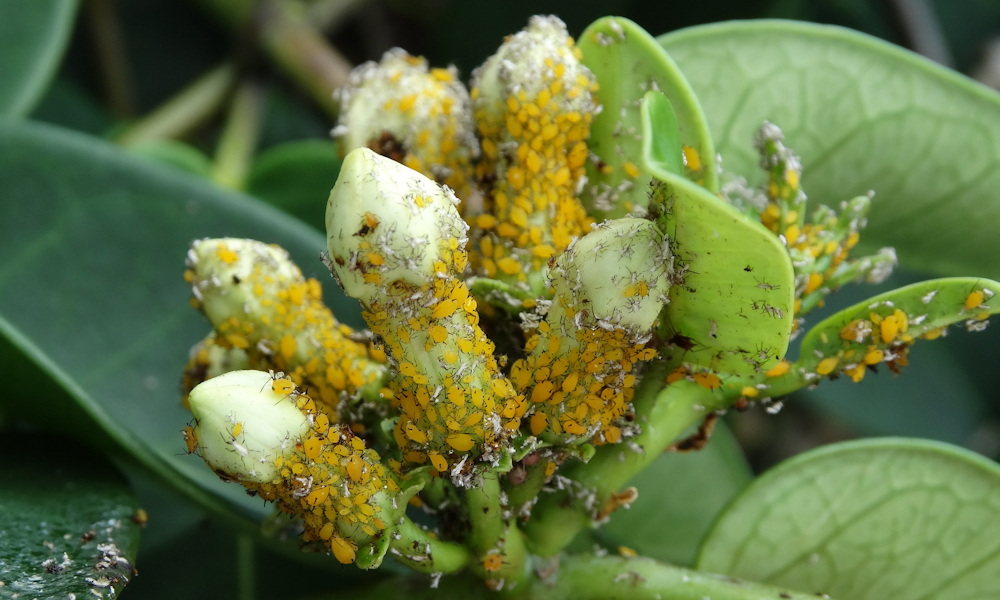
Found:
[659,20,1000,280]
[698,438,1000,599]
[643,93,794,375]
[578,16,717,219]
[0,434,141,598]
[0,120,360,533]
[0,0,78,117]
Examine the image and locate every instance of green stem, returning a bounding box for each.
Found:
[85,0,136,117]
[521,555,827,600]
[212,79,264,190]
[390,515,471,575]
[116,64,237,147]
[345,555,827,600]
[466,470,504,554]
[235,533,255,600]
[465,471,530,587]
[524,361,727,556]
[195,0,352,118]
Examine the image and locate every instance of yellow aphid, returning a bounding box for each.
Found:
[271,378,296,395]
[965,290,985,310]
[740,386,759,398]
[231,422,244,437]
[429,452,448,472]
[816,357,839,376]
[765,360,791,378]
[879,317,899,344]
[330,536,357,564]
[182,425,198,454]
[482,552,503,572]
[618,546,638,558]
[692,372,721,390]
[682,145,702,172]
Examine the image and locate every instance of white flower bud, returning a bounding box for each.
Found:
[188,370,309,483]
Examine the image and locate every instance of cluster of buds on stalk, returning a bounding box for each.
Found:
[179,13,1000,583]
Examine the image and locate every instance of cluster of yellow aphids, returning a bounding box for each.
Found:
[182,15,673,566]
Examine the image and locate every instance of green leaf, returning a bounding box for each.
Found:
[0,434,141,598]
[0,0,79,117]
[659,21,1000,280]
[592,422,752,567]
[578,16,717,219]
[0,120,362,539]
[698,438,1000,599]
[643,93,795,375]
[246,139,342,230]
[129,140,215,179]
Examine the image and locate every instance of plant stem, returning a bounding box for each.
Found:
[523,362,727,556]
[195,0,352,118]
[521,555,826,600]
[116,64,237,147]
[389,515,471,575]
[85,0,136,117]
[212,79,264,190]
[466,470,504,554]
[235,533,255,600]
[344,555,826,600]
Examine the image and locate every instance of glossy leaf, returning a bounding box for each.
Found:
[578,16,717,219]
[129,140,215,179]
[592,422,752,566]
[659,21,1000,280]
[643,92,795,375]
[698,438,1000,599]
[0,120,363,540]
[0,434,141,598]
[0,0,78,117]
[246,139,341,230]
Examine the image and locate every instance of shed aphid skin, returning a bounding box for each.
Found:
[188,370,400,567]
[510,218,671,445]
[745,123,896,323]
[326,148,526,476]
[468,15,600,296]
[185,238,387,409]
[334,48,479,204]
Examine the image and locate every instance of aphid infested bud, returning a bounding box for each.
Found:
[188,369,310,483]
[188,370,400,567]
[333,48,478,200]
[185,238,386,407]
[511,218,671,444]
[468,14,600,294]
[327,148,525,476]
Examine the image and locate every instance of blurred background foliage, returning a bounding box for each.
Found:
[8,0,1000,597]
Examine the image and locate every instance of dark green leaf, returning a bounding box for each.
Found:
[698,438,1000,599]
[0,434,140,598]
[0,120,362,536]
[592,422,752,566]
[579,16,717,219]
[129,140,215,179]
[246,139,342,230]
[659,21,1000,279]
[0,0,79,117]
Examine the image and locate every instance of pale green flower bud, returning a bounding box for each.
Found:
[326,147,524,474]
[334,48,478,200]
[188,369,309,483]
[186,237,386,407]
[511,218,671,444]
[468,15,600,295]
